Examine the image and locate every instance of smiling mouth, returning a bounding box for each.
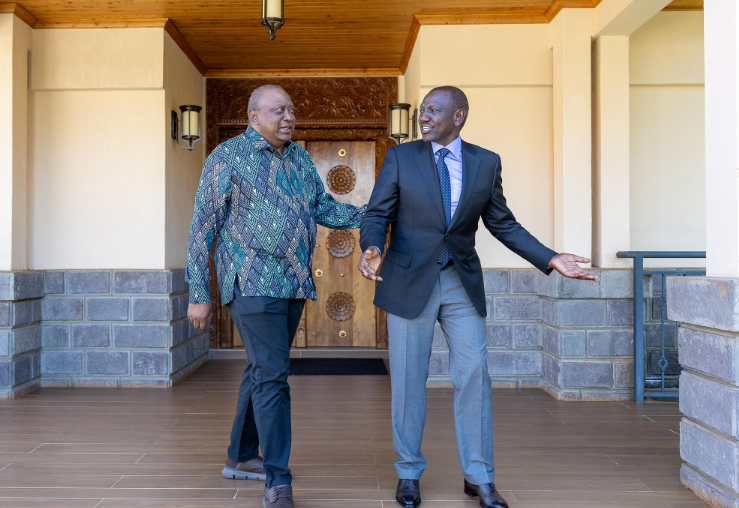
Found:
[279,125,293,133]
[421,125,433,134]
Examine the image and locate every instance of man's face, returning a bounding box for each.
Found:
[249,88,296,149]
[418,90,464,146]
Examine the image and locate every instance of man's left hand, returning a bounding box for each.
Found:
[548,253,599,282]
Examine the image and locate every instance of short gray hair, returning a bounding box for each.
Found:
[248,84,285,113]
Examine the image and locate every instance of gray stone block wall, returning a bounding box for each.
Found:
[667,276,739,508]
[39,270,207,390]
[539,269,635,401]
[0,271,45,398]
[428,268,638,400]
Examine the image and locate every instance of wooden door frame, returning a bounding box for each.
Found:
[205,77,397,350]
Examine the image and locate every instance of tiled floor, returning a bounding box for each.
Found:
[0,360,707,507]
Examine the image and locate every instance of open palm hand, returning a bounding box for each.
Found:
[548,253,599,282]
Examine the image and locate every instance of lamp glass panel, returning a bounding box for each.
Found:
[265,0,282,18]
[186,110,200,139]
[399,108,409,136]
[181,111,190,138]
[390,108,402,137]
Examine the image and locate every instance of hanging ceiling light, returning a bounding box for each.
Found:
[262,0,285,41]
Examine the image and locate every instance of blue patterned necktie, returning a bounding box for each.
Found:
[436,148,452,268]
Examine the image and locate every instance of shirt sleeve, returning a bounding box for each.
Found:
[185,147,232,304]
[308,156,367,230]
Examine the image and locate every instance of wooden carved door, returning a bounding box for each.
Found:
[305,141,376,347]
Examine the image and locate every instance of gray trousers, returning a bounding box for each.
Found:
[388,264,495,485]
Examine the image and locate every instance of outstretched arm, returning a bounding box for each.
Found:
[482,156,597,282]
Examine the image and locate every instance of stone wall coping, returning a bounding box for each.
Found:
[668,276,739,333]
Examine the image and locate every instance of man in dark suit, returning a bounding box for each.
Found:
[359,86,597,508]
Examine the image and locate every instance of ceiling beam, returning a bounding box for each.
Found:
[0,3,37,28]
[663,0,703,10]
[594,0,673,36]
[206,68,402,78]
[399,16,421,75]
[164,20,206,76]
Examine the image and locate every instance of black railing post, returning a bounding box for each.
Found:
[632,254,645,404]
[617,251,706,403]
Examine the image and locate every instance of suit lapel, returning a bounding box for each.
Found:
[449,141,481,231]
[414,143,446,226]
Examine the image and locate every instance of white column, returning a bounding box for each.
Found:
[705,0,739,276]
[591,0,672,267]
[592,36,630,267]
[0,14,31,271]
[550,9,593,258]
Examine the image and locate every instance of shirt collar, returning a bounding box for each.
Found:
[245,126,294,155]
[431,135,463,160]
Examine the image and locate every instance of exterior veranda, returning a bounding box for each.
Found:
[1,1,738,507]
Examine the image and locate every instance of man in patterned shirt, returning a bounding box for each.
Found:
[186,85,366,508]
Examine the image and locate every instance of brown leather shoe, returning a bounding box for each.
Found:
[222,456,266,481]
[464,479,509,508]
[263,484,294,508]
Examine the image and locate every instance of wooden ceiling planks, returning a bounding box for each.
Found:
[1,0,704,75]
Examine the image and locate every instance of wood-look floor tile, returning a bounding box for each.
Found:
[0,499,103,507]
[0,473,122,488]
[0,360,709,506]
[98,501,262,508]
[0,487,239,499]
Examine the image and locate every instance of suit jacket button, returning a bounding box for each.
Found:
[437,261,442,265]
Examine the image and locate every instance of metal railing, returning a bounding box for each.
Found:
[616,251,706,403]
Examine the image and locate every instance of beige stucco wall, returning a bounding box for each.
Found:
[27,28,204,270]
[629,11,705,267]
[404,24,555,268]
[163,33,205,269]
[0,14,32,271]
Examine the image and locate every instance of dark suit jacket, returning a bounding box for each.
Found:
[360,139,556,319]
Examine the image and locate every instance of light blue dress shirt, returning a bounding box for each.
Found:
[431,135,463,219]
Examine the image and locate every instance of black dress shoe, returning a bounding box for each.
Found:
[396,478,421,507]
[463,480,509,508]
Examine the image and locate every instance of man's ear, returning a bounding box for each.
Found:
[454,109,466,127]
[248,110,259,125]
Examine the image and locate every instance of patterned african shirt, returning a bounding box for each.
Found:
[186,127,366,305]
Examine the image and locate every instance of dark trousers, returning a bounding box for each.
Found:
[225,292,305,488]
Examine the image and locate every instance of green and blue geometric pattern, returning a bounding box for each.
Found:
[186,127,366,304]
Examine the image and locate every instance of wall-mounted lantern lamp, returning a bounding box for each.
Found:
[262,0,285,41]
[389,103,417,145]
[171,105,202,151]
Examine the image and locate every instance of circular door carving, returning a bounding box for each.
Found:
[326,230,355,258]
[326,165,356,194]
[326,292,355,321]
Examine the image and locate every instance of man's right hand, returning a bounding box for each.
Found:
[358,246,384,282]
[188,303,213,331]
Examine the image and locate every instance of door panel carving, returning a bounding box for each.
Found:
[306,141,376,347]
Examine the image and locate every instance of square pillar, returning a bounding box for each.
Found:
[0,14,31,271]
[669,2,739,506]
[550,9,593,259]
[592,35,631,268]
[705,0,739,277]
